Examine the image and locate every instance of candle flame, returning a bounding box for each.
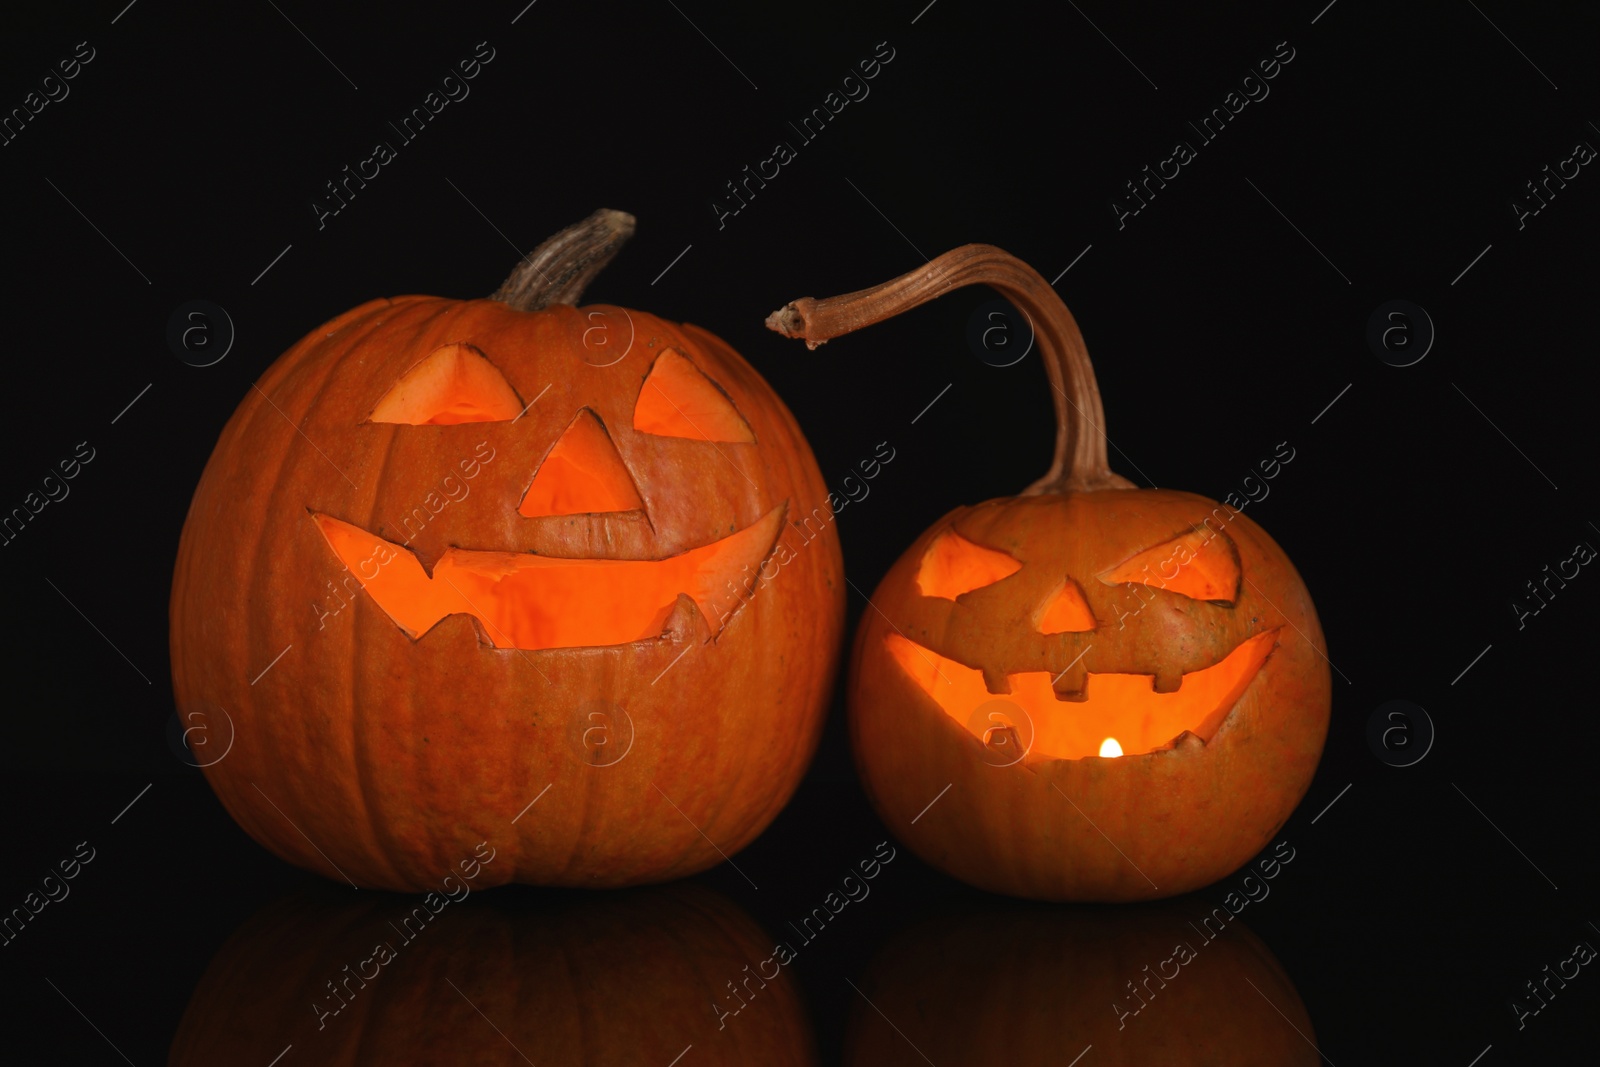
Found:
[1099,737,1123,758]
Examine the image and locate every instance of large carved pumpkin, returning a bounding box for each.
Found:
[171,211,843,890]
[844,900,1318,1065]
[170,883,817,1065]
[769,245,1329,900]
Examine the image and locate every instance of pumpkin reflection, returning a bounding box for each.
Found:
[844,901,1317,1066]
[171,883,815,1066]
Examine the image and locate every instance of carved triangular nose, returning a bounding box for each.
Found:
[518,409,643,517]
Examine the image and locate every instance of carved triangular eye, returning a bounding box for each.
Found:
[519,410,643,518]
[369,343,522,425]
[1099,528,1241,605]
[1035,579,1097,632]
[917,530,1021,600]
[632,349,754,442]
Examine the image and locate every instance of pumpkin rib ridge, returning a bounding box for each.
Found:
[381,297,515,888]
[647,320,773,873]
[563,693,607,881]
[669,321,841,864]
[322,297,460,889]
[698,498,805,859]
[237,307,387,875]
[243,297,452,886]
[348,422,400,887]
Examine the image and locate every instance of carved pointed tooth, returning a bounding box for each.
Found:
[664,593,704,640]
[981,668,1012,695]
[983,723,1021,753]
[1172,730,1205,751]
[1152,669,1184,694]
[1051,660,1089,701]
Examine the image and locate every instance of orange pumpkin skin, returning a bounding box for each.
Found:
[844,902,1317,1065]
[850,490,1329,902]
[170,281,843,890]
[171,884,817,1066]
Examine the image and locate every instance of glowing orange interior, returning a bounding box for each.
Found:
[312,507,783,650]
[916,531,1022,600]
[1035,580,1097,633]
[632,349,755,442]
[369,343,523,425]
[1099,528,1239,603]
[887,629,1277,759]
[519,410,643,517]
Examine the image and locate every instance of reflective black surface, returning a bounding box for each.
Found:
[3,1,1598,1061]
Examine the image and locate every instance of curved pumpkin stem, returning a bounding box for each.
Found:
[766,244,1135,495]
[492,208,636,311]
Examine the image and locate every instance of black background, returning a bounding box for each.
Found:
[2,0,1597,1062]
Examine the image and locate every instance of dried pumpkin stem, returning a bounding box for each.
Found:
[492,208,636,311]
[766,244,1135,494]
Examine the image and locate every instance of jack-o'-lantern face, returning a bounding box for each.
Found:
[887,504,1280,761]
[170,243,845,893]
[848,488,1329,900]
[312,337,784,650]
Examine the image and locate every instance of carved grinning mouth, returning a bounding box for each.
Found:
[886,628,1278,760]
[313,506,784,651]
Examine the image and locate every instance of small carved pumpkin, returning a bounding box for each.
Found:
[171,211,843,890]
[769,245,1329,901]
